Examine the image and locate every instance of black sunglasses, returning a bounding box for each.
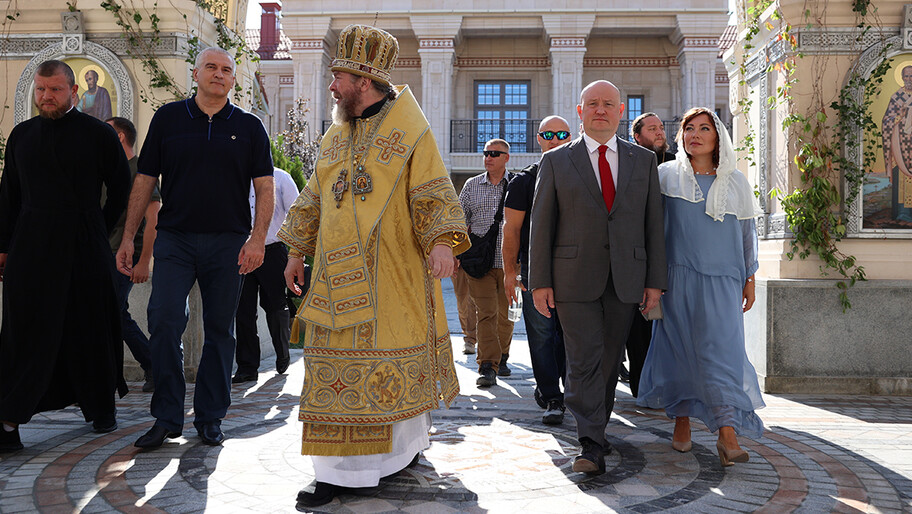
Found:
[538,130,570,141]
[483,150,507,157]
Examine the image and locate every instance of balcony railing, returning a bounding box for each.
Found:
[451,119,688,154]
[451,119,542,154]
[323,118,728,155]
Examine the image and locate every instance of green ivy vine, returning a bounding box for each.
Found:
[739,0,890,311]
[99,0,259,106]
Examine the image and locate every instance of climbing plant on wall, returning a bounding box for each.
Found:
[738,0,888,310]
[99,0,258,106]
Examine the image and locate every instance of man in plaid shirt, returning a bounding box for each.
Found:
[457,138,515,387]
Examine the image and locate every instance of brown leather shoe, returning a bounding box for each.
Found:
[572,438,606,475]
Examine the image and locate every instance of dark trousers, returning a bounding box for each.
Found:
[234,242,291,376]
[557,275,637,448]
[625,315,652,398]
[147,230,246,433]
[112,255,152,372]
[521,288,565,402]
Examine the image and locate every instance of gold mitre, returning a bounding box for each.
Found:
[331,24,399,87]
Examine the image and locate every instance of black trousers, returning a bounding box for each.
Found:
[234,243,291,375]
[625,315,652,398]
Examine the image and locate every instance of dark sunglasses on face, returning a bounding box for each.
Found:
[483,150,507,157]
[538,130,571,141]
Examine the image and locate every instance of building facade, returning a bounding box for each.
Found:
[250,1,731,181]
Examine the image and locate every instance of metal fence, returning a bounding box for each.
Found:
[450,119,542,153]
[451,119,686,154]
[321,118,735,156]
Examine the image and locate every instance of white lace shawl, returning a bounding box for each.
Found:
[658,110,763,221]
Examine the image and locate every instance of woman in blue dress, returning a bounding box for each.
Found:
[636,107,765,467]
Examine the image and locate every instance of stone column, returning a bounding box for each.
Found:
[418,39,456,166]
[542,15,594,135]
[290,40,330,136]
[284,16,332,135]
[672,14,730,111]
[411,15,462,168]
[549,38,587,131]
[675,45,718,110]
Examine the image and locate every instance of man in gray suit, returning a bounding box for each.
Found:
[529,80,666,475]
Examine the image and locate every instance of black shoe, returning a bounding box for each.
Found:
[142,370,155,392]
[195,420,225,446]
[542,399,565,425]
[92,411,118,433]
[497,354,511,376]
[533,386,547,409]
[476,362,496,387]
[619,363,630,383]
[134,425,181,449]
[572,437,606,475]
[231,373,257,384]
[276,357,290,375]
[296,481,339,508]
[0,425,23,453]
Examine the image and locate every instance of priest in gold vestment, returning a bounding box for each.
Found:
[279,25,469,509]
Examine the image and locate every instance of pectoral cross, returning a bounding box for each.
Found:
[332,169,349,208]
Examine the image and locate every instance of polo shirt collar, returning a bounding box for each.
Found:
[583,132,617,154]
[185,95,235,120]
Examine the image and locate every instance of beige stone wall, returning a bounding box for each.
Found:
[728,0,912,281]
[264,0,729,162]
[0,0,259,156]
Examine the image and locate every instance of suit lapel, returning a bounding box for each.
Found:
[613,139,637,214]
[568,138,607,213]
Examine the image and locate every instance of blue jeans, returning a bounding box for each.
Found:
[521,288,566,402]
[147,230,246,433]
[112,255,152,371]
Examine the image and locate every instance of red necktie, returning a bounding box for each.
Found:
[598,144,615,212]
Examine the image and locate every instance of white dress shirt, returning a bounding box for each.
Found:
[582,132,619,192]
[249,168,300,245]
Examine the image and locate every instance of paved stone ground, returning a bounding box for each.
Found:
[1,280,911,513]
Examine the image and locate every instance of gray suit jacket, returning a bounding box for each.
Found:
[529,137,667,304]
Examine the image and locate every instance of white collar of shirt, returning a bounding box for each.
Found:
[582,132,619,191]
[583,132,617,155]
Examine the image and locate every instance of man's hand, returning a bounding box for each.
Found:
[0,253,7,282]
[640,287,662,315]
[532,287,554,318]
[284,255,307,295]
[428,244,454,279]
[505,272,524,303]
[132,259,151,284]
[115,240,135,277]
[238,238,265,274]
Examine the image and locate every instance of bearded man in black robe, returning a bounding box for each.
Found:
[0,60,131,452]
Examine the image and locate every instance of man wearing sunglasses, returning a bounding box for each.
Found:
[458,139,515,387]
[529,80,666,475]
[502,116,571,425]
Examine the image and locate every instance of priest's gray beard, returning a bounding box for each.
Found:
[331,89,362,126]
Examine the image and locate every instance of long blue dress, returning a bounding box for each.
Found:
[636,175,765,438]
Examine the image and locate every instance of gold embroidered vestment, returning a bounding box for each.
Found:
[278,86,469,456]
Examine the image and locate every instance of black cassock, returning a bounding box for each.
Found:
[0,109,131,424]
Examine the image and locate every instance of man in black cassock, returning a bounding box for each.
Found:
[0,60,131,452]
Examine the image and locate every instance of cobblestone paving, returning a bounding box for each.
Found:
[2,347,911,514]
[1,280,910,513]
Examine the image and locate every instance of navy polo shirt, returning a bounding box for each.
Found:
[138,95,273,234]
[504,162,538,286]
